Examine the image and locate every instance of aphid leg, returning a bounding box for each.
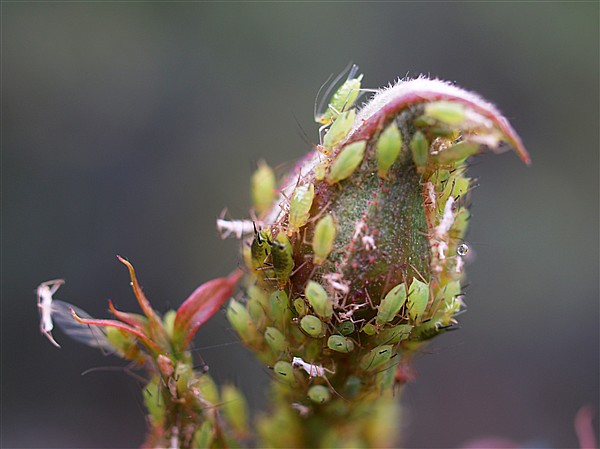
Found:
[290,260,309,277]
[81,364,149,384]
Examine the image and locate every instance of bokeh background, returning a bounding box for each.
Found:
[3,3,598,448]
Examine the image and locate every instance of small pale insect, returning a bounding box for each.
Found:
[323,272,350,295]
[409,130,429,170]
[37,279,112,349]
[270,233,294,286]
[326,140,367,185]
[291,403,311,417]
[435,196,455,238]
[37,279,64,347]
[322,109,356,151]
[315,64,363,126]
[376,121,403,178]
[312,214,336,265]
[251,160,276,216]
[287,183,315,236]
[291,356,332,379]
[217,218,256,240]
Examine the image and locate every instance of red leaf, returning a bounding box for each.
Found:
[71,308,161,354]
[108,299,148,329]
[117,256,167,343]
[174,269,243,350]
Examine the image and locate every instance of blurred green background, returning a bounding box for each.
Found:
[3,3,598,448]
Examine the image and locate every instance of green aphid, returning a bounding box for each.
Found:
[305,281,333,320]
[411,319,444,341]
[314,160,328,181]
[424,101,467,126]
[250,225,272,271]
[162,309,176,339]
[344,375,362,399]
[308,385,331,404]
[376,122,403,178]
[338,320,355,336]
[372,324,412,345]
[197,373,220,405]
[327,335,355,353]
[300,315,324,338]
[221,384,249,437]
[226,299,254,343]
[287,183,315,235]
[407,278,429,322]
[443,281,462,304]
[268,290,291,326]
[409,130,429,170]
[174,363,194,397]
[435,141,480,164]
[438,174,470,212]
[193,421,214,449]
[375,282,407,326]
[271,233,294,286]
[312,214,336,265]
[265,326,287,353]
[360,344,394,372]
[273,361,298,386]
[453,208,470,240]
[247,284,269,307]
[316,65,363,126]
[105,326,140,360]
[143,377,164,422]
[326,140,367,185]
[361,323,378,336]
[251,160,276,216]
[293,297,307,316]
[247,297,266,328]
[322,109,356,151]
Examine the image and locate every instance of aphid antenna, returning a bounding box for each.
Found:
[373,356,402,379]
[314,62,355,121]
[81,364,149,384]
[286,259,307,277]
[292,111,317,150]
[307,200,333,225]
[407,263,429,285]
[313,73,334,122]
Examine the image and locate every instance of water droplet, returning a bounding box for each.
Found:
[457,243,469,256]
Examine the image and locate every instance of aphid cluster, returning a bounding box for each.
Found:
[220,68,528,448]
